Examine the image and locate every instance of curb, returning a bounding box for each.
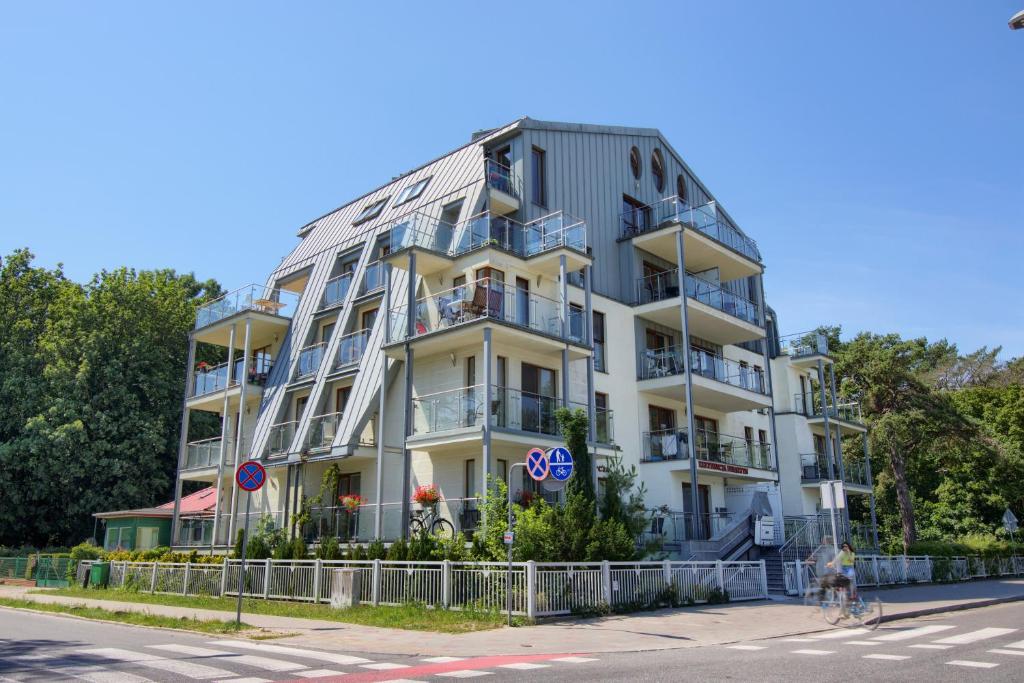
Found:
[878,593,1024,623]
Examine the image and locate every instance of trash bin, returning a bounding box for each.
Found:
[89,562,110,588]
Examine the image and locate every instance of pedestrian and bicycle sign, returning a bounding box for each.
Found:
[236,461,266,492]
[526,447,549,481]
[547,447,574,482]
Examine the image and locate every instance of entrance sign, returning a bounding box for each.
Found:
[236,461,266,492]
[526,447,549,481]
[547,447,574,482]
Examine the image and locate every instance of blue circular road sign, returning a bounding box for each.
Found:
[236,461,267,492]
[526,447,549,481]
[547,447,574,482]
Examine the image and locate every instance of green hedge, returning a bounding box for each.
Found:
[907,535,1023,558]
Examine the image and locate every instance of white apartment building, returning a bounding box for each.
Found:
[170,118,878,565]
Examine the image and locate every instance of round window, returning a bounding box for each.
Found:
[629,146,641,179]
[651,149,665,192]
[676,174,688,204]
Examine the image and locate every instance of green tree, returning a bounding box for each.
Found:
[556,407,594,503]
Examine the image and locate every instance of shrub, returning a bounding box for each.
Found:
[69,542,103,562]
[366,538,387,560]
[316,536,342,560]
[907,540,972,557]
[386,539,408,561]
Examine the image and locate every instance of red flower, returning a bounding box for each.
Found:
[412,484,440,506]
[339,494,363,511]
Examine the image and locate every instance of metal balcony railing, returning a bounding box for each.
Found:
[190,356,273,398]
[643,510,736,543]
[642,429,774,470]
[296,342,326,379]
[793,392,864,424]
[361,261,385,295]
[485,158,521,199]
[195,284,299,330]
[635,268,761,325]
[321,272,353,309]
[335,328,370,368]
[779,331,829,358]
[800,453,870,487]
[265,421,297,458]
[184,437,235,470]
[638,346,766,394]
[620,196,761,262]
[305,412,342,451]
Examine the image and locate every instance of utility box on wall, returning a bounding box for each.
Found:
[329,568,362,609]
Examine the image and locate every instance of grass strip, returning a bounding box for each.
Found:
[40,587,513,632]
[0,596,249,634]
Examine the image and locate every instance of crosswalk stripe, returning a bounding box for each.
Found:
[989,649,1024,657]
[148,644,306,672]
[909,644,953,650]
[436,671,493,678]
[78,648,235,680]
[293,669,345,677]
[422,657,465,663]
[844,641,879,646]
[361,663,411,670]
[213,678,271,683]
[1001,639,1024,650]
[49,665,154,683]
[863,654,911,661]
[207,640,372,665]
[727,645,767,651]
[813,628,869,639]
[782,638,816,642]
[551,657,599,663]
[792,649,834,655]
[871,625,955,641]
[933,628,1017,645]
[947,660,999,669]
[498,662,551,670]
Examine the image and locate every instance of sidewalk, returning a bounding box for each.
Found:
[3,579,1023,657]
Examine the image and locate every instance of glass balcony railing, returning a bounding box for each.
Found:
[335,329,370,369]
[296,342,326,379]
[184,437,232,470]
[321,273,353,309]
[485,158,521,198]
[793,392,864,424]
[638,345,766,394]
[386,210,587,262]
[620,196,761,263]
[266,421,297,458]
[195,284,299,330]
[306,412,342,451]
[361,261,384,295]
[389,278,580,344]
[800,453,869,486]
[190,356,273,398]
[642,428,773,470]
[779,331,829,358]
[635,268,760,325]
[411,385,568,437]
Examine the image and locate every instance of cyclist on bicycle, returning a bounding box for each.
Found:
[827,541,857,599]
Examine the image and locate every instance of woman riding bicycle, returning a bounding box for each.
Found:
[827,541,857,598]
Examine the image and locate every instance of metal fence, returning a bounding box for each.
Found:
[0,556,73,587]
[785,554,1024,595]
[100,558,766,618]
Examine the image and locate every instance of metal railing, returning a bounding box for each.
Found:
[620,196,760,262]
[779,331,828,358]
[643,511,737,543]
[389,278,580,344]
[411,385,566,437]
[296,342,326,379]
[306,412,342,451]
[485,158,521,199]
[361,260,385,295]
[265,421,297,457]
[191,356,273,398]
[335,328,370,368]
[800,455,869,488]
[105,557,768,616]
[635,269,760,324]
[793,392,864,423]
[522,210,587,256]
[195,284,299,329]
[638,345,766,394]
[184,437,235,470]
[642,429,773,470]
[321,273,353,309]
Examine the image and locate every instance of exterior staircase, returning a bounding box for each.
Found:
[761,552,786,593]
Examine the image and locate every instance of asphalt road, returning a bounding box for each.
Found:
[2,602,1024,681]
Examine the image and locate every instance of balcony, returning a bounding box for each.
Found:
[305,412,342,452]
[188,355,273,409]
[485,158,521,215]
[194,285,299,347]
[800,453,871,490]
[793,392,866,433]
[386,278,590,360]
[620,197,762,280]
[320,273,353,310]
[183,437,232,471]
[265,421,297,458]
[637,346,771,411]
[295,342,326,380]
[641,428,774,474]
[334,329,370,370]
[386,210,590,277]
[634,269,763,345]
[643,511,736,544]
[779,331,830,368]
[360,260,385,296]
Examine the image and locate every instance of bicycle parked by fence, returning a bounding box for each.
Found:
[409,507,455,539]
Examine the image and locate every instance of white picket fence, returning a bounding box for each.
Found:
[104,558,767,618]
[784,555,1024,595]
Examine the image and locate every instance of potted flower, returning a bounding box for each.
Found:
[412,484,441,509]
[196,361,211,373]
[339,494,363,513]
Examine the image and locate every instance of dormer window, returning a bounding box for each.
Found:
[395,177,431,205]
[353,197,390,224]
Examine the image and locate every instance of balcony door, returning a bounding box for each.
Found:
[648,405,676,460]
[681,482,712,538]
[521,363,556,433]
[336,473,361,541]
[515,277,530,327]
[693,415,719,461]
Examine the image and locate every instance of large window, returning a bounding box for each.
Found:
[593,311,606,371]
[676,174,688,204]
[531,146,546,206]
[630,146,642,179]
[651,149,665,192]
[395,177,431,205]
[353,197,390,224]
[135,526,160,550]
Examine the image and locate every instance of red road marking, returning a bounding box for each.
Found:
[279,652,590,682]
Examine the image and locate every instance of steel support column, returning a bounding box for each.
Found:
[212,324,237,549]
[228,318,253,544]
[400,251,416,539]
[483,327,493,528]
[559,254,570,405]
[584,265,598,501]
[816,359,834,480]
[171,336,197,545]
[675,231,700,532]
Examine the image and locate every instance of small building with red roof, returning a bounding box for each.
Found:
[93,487,217,551]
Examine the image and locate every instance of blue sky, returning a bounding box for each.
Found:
[1,2,1022,356]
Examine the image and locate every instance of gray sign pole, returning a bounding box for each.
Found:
[235,492,251,628]
[507,462,526,627]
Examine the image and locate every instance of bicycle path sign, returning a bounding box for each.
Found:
[526,447,549,481]
[547,446,574,482]
[236,461,266,492]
